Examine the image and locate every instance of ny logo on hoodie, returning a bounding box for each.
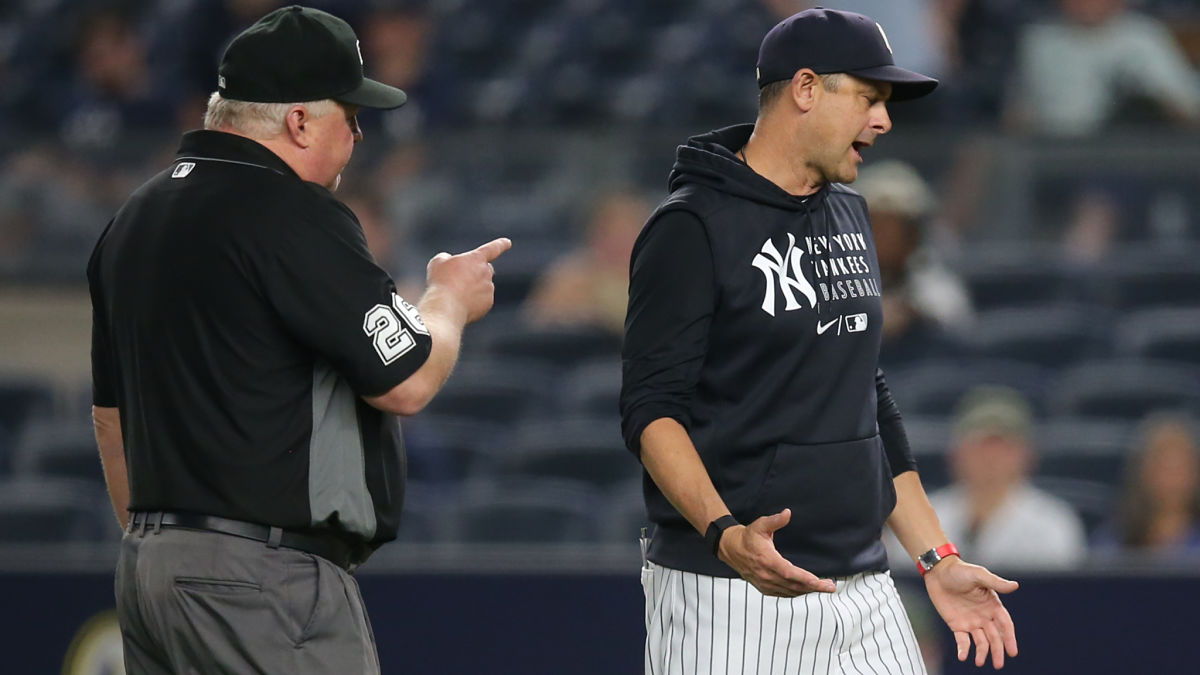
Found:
[751,233,816,317]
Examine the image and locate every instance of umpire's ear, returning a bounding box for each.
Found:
[284,104,316,148]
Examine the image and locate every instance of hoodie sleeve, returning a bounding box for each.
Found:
[619,210,715,457]
[877,368,918,476]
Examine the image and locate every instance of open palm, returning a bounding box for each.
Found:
[924,558,1019,669]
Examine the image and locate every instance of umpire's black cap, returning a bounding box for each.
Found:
[218,5,407,109]
[756,7,938,101]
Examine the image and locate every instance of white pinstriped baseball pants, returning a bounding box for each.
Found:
[642,564,927,675]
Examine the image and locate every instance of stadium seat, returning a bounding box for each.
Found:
[1035,417,1133,487]
[0,374,56,450]
[961,246,1084,311]
[598,480,650,543]
[558,359,623,417]
[422,359,555,425]
[11,419,102,485]
[900,416,952,490]
[1100,247,1200,309]
[0,476,110,543]
[401,415,509,483]
[500,416,635,488]
[1031,476,1115,536]
[484,324,622,370]
[968,305,1113,369]
[886,359,1048,417]
[1048,359,1200,420]
[1115,307,1200,366]
[447,478,600,543]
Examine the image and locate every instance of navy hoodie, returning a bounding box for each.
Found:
[620,124,916,578]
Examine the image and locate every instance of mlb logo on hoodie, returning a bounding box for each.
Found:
[846,313,868,332]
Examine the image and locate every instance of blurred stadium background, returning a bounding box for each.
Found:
[2,0,1200,673]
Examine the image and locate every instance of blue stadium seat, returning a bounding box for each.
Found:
[1115,307,1200,366]
[0,476,111,543]
[1101,246,1200,309]
[599,480,650,544]
[402,414,509,483]
[500,416,635,488]
[968,304,1113,369]
[1035,417,1133,487]
[447,478,600,543]
[11,419,101,486]
[484,324,622,370]
[1048,359,1200,420]
[961,246,1084,311]
[886,359,1048,417]
[558,359,622,417]
[422,359,555,426]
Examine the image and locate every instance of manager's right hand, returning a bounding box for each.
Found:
[718,508,837,597]
[426,237,512,324]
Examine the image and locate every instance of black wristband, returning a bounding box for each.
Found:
[704,515,740,557]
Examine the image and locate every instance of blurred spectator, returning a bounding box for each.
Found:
[927,387,1088,570]
[45,8,179,150]
[522,191,649,336]
[1094,413,1200,560]
[855,161,971,368]
[356,3,457,141]
[1007,0,1200,136]
[937,0,1033,125]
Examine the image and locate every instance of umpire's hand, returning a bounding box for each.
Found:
[717,508,837,597]
[426,237,512,324]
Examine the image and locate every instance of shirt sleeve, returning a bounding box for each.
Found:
[88,224,118,408]
[877,367,917,476]
[258,198,431,397]
[619,209,715,456]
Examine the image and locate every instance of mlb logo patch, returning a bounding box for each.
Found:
[846,313,868,332]
[171,162,195,179]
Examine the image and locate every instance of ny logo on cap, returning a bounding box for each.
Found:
[356,39,363,66]
[876,23,893,54]
[218,75,226,89]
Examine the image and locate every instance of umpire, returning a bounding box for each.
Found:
[88,6,508,673]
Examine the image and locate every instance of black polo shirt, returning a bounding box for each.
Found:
[88,130,431,548]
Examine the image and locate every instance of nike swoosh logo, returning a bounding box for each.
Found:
[817,317,840,335]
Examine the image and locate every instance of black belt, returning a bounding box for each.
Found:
[128,511,363,572]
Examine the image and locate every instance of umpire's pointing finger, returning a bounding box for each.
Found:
[475,237,513,262]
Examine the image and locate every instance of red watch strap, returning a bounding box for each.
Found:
[916,542,960,576]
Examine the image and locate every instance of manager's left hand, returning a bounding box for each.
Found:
[924,557,1019,669]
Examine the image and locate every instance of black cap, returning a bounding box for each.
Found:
[756,8,937,102]
[218,5,407,109]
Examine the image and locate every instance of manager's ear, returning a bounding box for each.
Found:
[284,104,313,148]
[791,68,820,113]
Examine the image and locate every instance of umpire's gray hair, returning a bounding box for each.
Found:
[203,92,339,139]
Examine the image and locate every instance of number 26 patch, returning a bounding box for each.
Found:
[362,293,429,365]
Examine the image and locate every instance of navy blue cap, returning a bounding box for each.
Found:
[756,8,938,101]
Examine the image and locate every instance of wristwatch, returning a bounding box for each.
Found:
[916,542,960,576]
[704,515,740,557]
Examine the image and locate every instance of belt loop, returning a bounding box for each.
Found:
[266,526,283,549]
[139,512,151,537]
[152,511,164,534]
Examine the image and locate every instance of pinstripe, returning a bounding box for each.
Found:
[864,573,911,675]
[755,589,765,675]
[822,585,837,675]
[742,581,749,675]
[781,595,794,675]
[845,576,883,675]
[875,574,926,675]
[646,565,658,675]
[709,576,716,675]
[767,596,779,675]
[720,571,729,672]
[831,580,867,675]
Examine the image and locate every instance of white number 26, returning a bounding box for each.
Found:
[362,294,424,365]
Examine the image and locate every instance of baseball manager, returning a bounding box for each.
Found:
[621,8,1018,674]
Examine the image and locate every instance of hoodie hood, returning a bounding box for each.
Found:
[668,123,826,212]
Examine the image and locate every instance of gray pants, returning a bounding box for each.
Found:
[116,524,380,674]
